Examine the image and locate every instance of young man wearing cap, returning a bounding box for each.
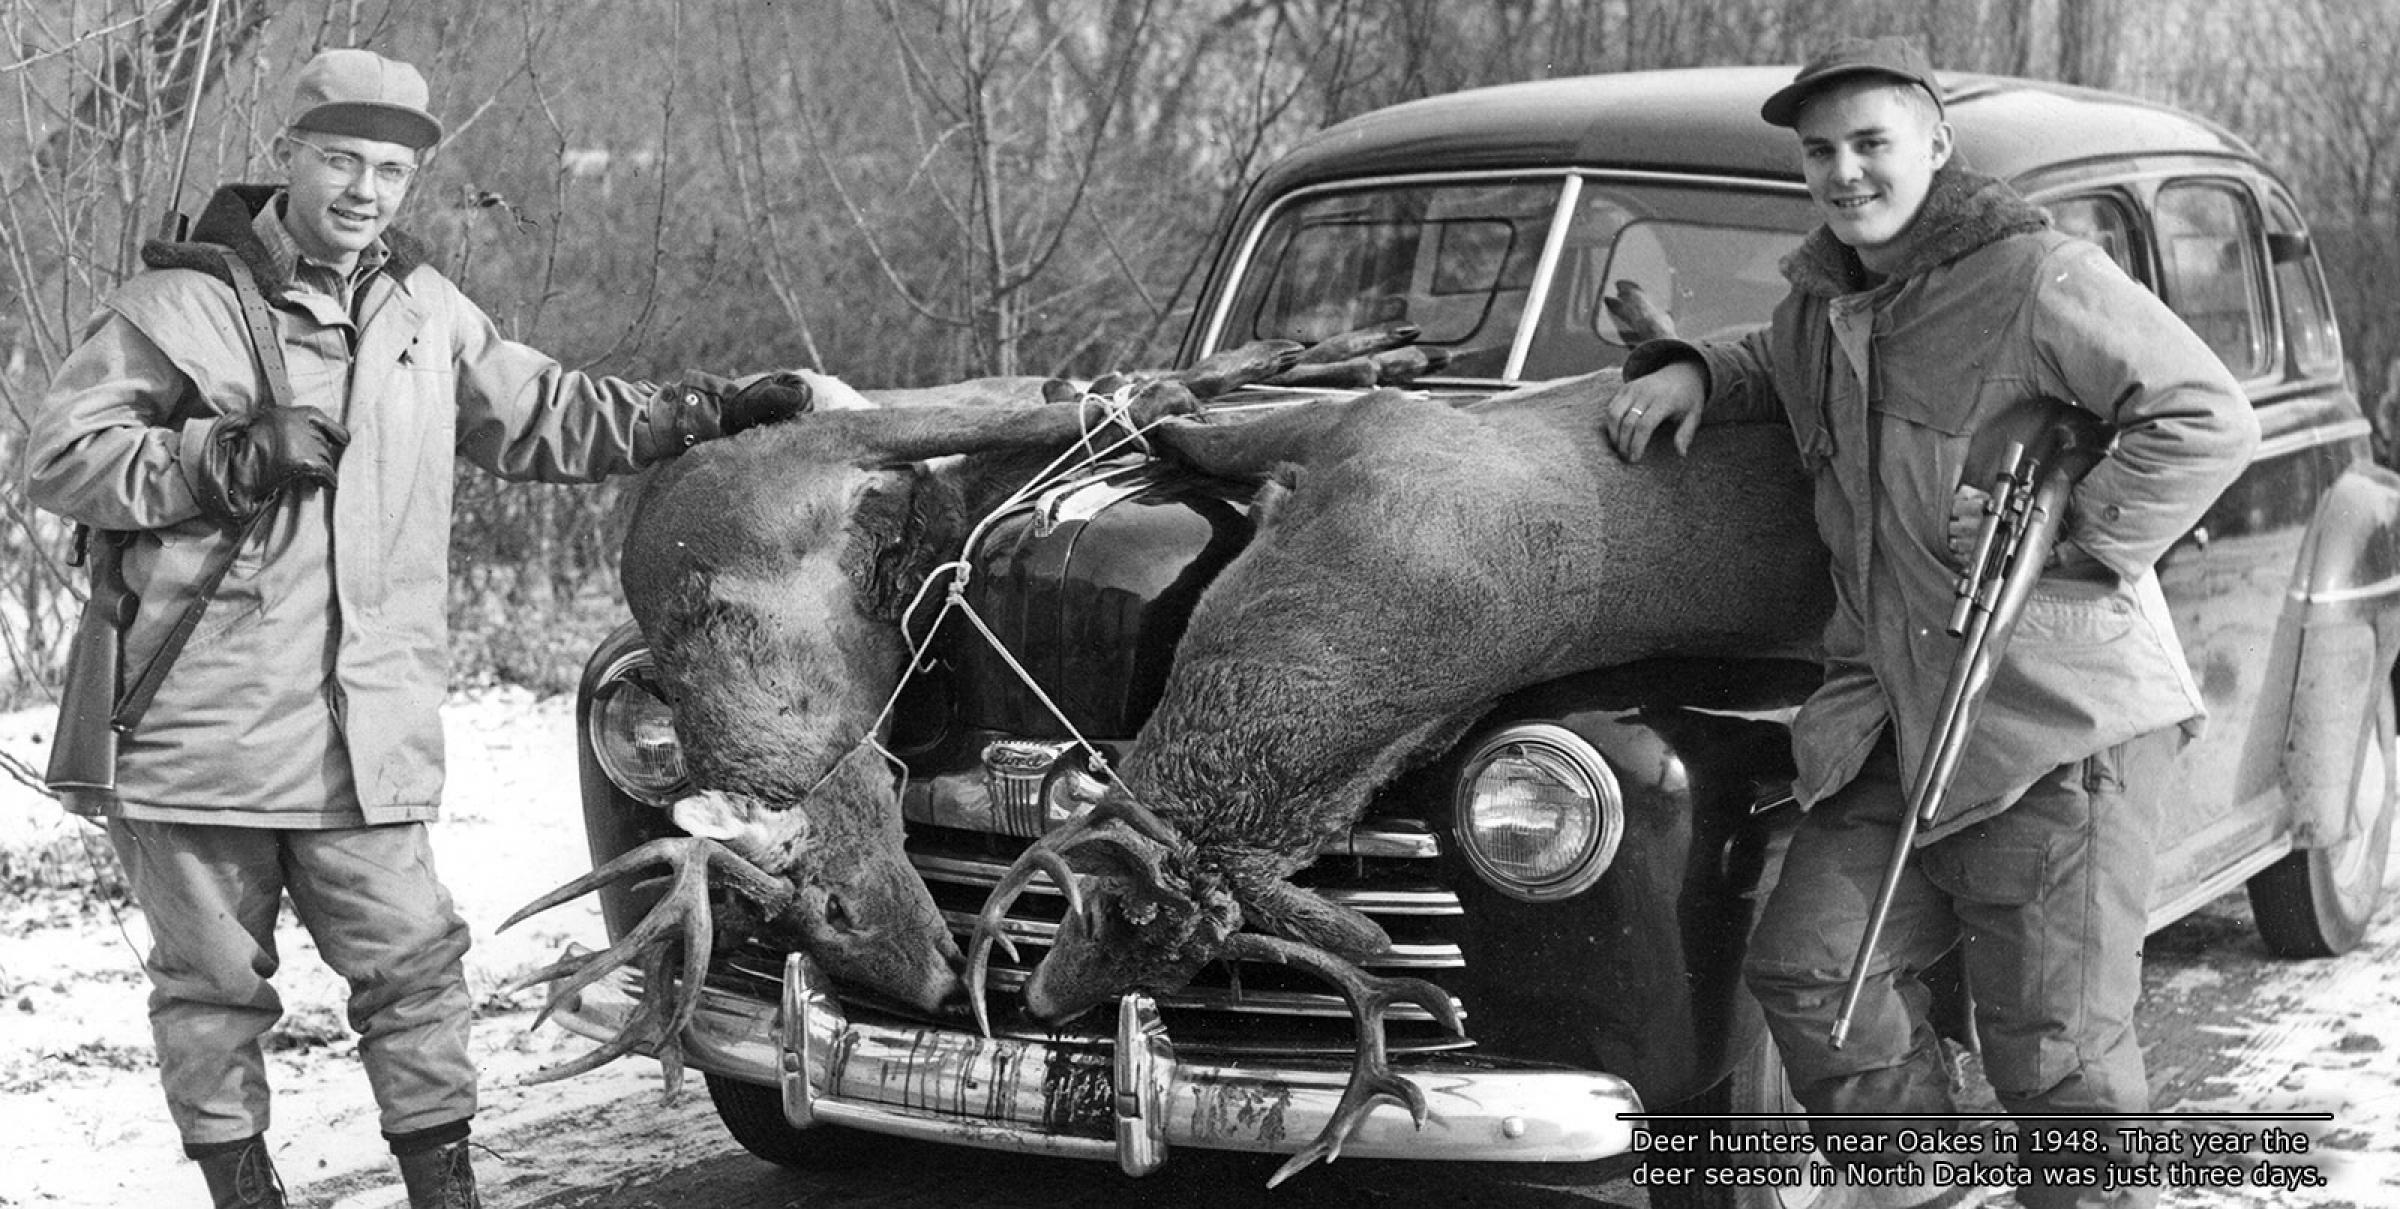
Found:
[26,49,810,1209]
[1605,37,2257,1209]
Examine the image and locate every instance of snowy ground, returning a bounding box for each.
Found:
[0,692,680,1209]
[3,693,2398,1208]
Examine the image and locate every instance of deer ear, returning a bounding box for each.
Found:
[1243,880,1390,961]
[1068,826,1174,886]
[1249,463,1302,532]
[843,470,939,623]
[1068,829,1205,927]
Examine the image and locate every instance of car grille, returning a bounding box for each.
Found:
[694,819,1473,1057]
[907,823,1472,1056]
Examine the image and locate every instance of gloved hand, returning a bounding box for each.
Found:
[192,405,350,524]
[718,371,815,435]
[665,371,815,452]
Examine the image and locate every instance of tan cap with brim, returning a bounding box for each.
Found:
[289,49,443,150]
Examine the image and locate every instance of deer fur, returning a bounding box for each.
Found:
[598,373,1198,1013]
[1003,372,1832,1021]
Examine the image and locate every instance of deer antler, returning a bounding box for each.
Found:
[964,795,1184,1036]
[499,836,795,1096]
[1218,932,1465,1188]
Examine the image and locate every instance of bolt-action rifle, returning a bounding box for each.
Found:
[1827,395,2115,1050]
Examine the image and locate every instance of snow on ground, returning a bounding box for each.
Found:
[4,694,2400,1208]
[0,692,678,1208]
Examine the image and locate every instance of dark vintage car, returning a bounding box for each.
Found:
[552,67,2399,1209]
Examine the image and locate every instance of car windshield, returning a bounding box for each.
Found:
[1212,177,1814,382]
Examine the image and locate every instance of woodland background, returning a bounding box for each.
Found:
[4,0,2399,708]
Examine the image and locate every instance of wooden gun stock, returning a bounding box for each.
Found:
[45,532,134,812]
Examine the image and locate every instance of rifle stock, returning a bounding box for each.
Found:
[45,532,134,814]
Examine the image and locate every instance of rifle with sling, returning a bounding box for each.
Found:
[45,248,300,812]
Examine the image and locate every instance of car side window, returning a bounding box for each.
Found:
[2263,190,2345,382]
[2049,194,2144,283]
[2155,180,2272,379]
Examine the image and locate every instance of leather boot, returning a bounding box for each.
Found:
[192,1134,286,1209]
[396,1139,481,1209]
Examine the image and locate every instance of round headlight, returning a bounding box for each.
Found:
[1454,724,1622,902]
[588,650,688,807]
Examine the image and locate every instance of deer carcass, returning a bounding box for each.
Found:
[489,333,1348,1090]
[968,372,1829,1182]
[496,368,1233,1091]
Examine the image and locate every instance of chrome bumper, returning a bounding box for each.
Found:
[548,949,1641,1174]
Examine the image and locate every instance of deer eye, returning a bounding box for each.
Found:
[822,892,854,934]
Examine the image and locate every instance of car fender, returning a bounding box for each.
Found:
[2276,461,2400,847]
[1416,656,1817,1109]
[576,619,682,940]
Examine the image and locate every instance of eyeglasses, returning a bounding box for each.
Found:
[286,135,418,189]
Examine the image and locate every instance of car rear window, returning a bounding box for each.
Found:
[2049,194,2145,283]
[2156,180,2272,379]
[2263,191,2345,382]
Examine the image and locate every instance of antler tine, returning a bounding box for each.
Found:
[965,794,1191,1037]
[502,836,787,1097]
[520,944,694,1093]
[965,841,1086,1038]
[500,855,702,1032]
[498,837,693,933]
[649,941,694,1098]
[1220,933,1464,1188]
[1086,793,1183,851]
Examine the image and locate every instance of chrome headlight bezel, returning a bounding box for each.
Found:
[1453,723,1624,902]
[587,648,689,808]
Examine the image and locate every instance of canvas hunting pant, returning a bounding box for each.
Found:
[108,819,476,1150]
[1743,729,2169,1209]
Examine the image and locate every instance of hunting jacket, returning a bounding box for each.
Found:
[1628,165,2259,840]
[27,184,698,827]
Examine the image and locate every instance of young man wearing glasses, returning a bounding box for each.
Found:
[25,49,812,1209]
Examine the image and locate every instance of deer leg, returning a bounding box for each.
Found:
[498,836,795,1097]
[777,381,1203,470]
[1147,396,1374,481]
[1219,932,1464,1188]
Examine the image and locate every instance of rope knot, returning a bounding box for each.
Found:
[1077,382,1151,457]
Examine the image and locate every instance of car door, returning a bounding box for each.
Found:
[2052,172,2361,922]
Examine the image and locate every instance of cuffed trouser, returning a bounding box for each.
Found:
[1743,731,2168,1209]
[108,819,477,1148]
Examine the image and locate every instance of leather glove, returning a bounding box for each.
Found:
[192,405,350,524]
[664,371,815,451]
[721,371,815,435]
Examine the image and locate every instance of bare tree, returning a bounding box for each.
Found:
[2056,0,2122,88]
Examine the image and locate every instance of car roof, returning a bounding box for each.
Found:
[1254,65,2262,194]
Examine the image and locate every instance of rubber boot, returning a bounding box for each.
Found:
[396,1139,481,1209]
[192,1134,286,1209]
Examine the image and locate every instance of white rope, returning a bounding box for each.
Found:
[801,381,1186,803]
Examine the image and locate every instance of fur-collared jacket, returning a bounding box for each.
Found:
[28,185,700,827]
[1628,165,2258,838]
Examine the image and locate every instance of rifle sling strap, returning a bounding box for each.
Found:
[112,250,297,734]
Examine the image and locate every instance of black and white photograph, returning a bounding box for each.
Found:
[3,2,2398,1207]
